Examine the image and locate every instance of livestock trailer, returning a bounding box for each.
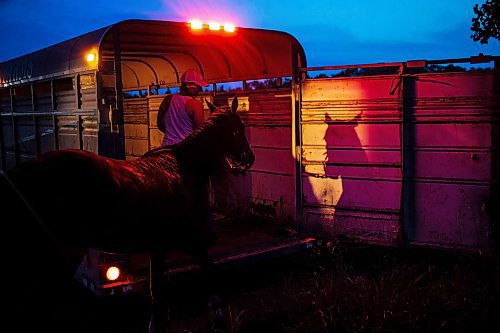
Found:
[0,19,498,296]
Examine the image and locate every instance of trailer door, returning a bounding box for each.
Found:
[298,59,497,250]
[399,69,495,249]
[298,65,404,246]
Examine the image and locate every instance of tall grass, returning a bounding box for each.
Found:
[217,241,500,333]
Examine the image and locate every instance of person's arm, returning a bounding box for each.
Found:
[185,98,205,130]
[157,94,173,133]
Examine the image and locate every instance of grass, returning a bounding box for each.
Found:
[23,237,497,332]
[163,240,500,333]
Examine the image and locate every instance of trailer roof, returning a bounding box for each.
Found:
[0,19,306,88]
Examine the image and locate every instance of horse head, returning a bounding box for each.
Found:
[206,97,255,170]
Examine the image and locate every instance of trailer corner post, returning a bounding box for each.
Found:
[74,74,83,150]
[291,45,304,233]
[401,63,417,245]
[113,28,125,160]
[50,79,59,150]
[9,86,19,166]
[0,101,4,171]
[491,58,500,249]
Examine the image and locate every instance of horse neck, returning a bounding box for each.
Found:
[175,123,225,182]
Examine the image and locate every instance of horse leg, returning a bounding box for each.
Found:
[149,249,167,333]
[189,241,226,331]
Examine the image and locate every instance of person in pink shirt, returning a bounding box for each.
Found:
[157,69,209,146]
[156,69,218,245]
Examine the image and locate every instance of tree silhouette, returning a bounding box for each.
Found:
[471,0,499,44]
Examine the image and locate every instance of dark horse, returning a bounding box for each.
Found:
[1,97,254,332]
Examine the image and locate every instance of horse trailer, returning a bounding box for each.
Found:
[1,19,498,297]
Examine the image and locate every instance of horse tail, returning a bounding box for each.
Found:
[1,168,52,240]
[0,169,31,229]
[0,169,72,281]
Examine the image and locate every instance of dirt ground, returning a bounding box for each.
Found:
[8,240,500,333]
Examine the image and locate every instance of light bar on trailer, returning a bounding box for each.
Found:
[190,19,203,30]
[223,23,235,33]
[189,19,236,33]
[208,21,221,31]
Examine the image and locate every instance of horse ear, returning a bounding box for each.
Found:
[231,97,238,114]
[206,99,217,114]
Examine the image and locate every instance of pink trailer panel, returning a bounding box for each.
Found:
[300,65,498,250]
[212,90,296,220]
[403,71,496,249]
[300,74,403,245]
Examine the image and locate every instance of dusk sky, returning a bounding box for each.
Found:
[0,0,498,66]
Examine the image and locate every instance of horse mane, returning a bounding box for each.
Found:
[139,106,235,184]
[144,106,234,158]
[187,106,234,142]
[142,145,174,158]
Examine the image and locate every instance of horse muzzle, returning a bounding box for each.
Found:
[240,149,255,169]
[227,149,255,171]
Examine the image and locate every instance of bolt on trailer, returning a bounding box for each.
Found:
[1,19,499,297]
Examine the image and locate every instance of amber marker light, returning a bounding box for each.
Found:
[189,19,203,30]
[223,23,236,33]
[86,52,97,63]
[208,21,221,31]
[106,266,120,281]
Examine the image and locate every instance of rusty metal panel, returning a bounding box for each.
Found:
[80,87,97,111]
[217,171,296,219]
[81,114,98,154]
[300,76,402,245]
[13,96,32,113]
[57,115,80,149]
[212,90,296,220]
[404,72,495,249]
[300,68,497,250]
[123,98,149,159]
[0,93,11,169]
[55,90,76,111]
[14,115,36,157]
[409,183,489,247]
[38,116,55,154]
[303,207,400,244]
[1,116,15,169]
[36,94,53,112]
[410,72,492,97]
[147,95,164,150]
[124,124,149,158]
